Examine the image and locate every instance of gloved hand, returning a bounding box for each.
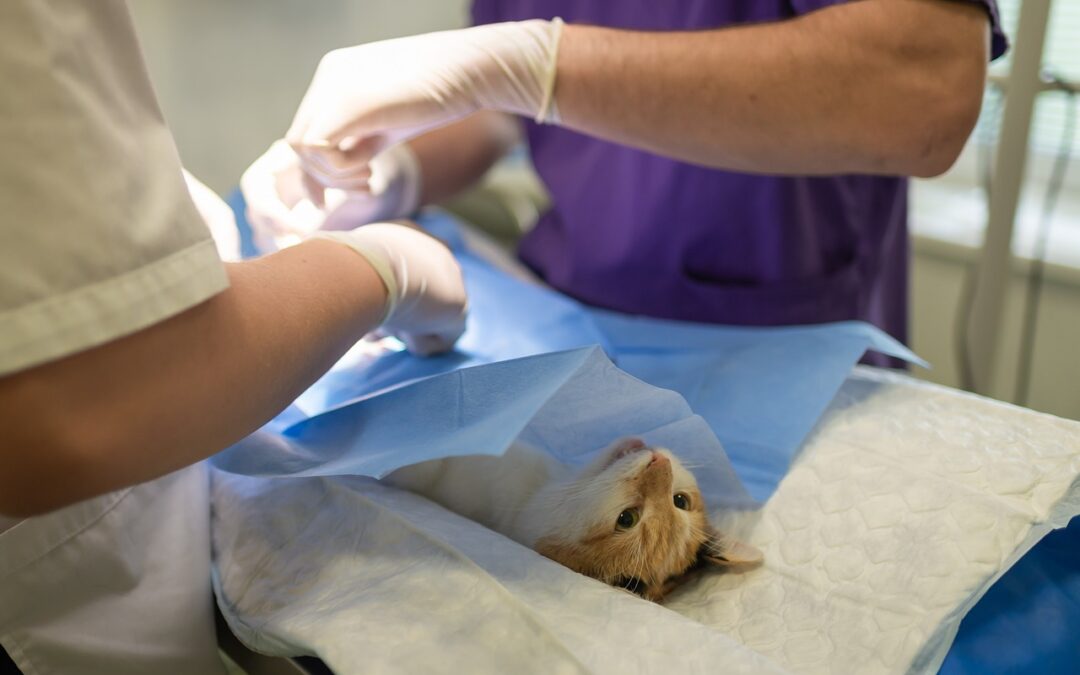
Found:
[287,19,563,202]
[315,222,467,356]
[182,169,242,261]
[240,140,422,253]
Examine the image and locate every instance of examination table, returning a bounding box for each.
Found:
[212,207,1079,674]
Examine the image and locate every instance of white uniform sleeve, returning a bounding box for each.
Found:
[0,0,229,376]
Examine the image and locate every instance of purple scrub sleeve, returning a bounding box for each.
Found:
[471,1,1006,365]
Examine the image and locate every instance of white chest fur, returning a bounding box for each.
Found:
[382,441,567,546]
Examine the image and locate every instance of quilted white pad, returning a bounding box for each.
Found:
[666,368,1080,673]
[213,367,1080,674]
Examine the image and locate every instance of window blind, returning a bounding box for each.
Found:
[985,0,1080,156]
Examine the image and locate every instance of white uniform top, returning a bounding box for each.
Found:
[0,1,229,672]
[0,1,227,375]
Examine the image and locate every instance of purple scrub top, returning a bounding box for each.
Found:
[472,0,1007,365]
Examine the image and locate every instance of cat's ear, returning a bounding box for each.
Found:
[699,529,763,571]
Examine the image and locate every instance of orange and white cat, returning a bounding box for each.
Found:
[384,437,761,602]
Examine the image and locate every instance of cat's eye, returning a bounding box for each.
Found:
[673,492,691,510]
[616,508,639,529]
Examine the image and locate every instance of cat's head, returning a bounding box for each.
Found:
[533,438,761,602]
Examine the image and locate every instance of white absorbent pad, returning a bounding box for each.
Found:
[213,367,1080,674]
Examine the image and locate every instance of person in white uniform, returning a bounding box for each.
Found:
[0,2,468,673]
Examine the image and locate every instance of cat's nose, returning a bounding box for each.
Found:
[647,452,669,468]
[640,452,673,491]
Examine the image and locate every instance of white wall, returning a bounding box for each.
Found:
[909,135,1080,422]
[128,0,470,194]
[910,234,1080,421]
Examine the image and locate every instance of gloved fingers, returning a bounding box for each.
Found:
[319,192,388,231]
[287,80,447,166]
[241,141,310,238]
[397,333,443,357]
[295,154,377,208]
[389,301,468,356]
[396,326,466,357]
[287,99,378,160]
[301,162,374,193]
[285,84,377,168]
[243,186,295,240]
[295,139,365,178]
[240,140,402,252]
[301,170,328,209]
[310,135,388,176]
[284,54,338,155]
[291,139,386,209]
[316,143,423,230]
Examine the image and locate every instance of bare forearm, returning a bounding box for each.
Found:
[555,0,989,177]
[0,239,385,515]
[410,110,521,205]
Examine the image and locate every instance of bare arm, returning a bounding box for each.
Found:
[554,0,990,177]
[409,110,522,206]
[0,239,386,516]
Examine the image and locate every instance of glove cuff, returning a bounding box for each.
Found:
[312,231,399,322]
[472,19,565,123]
[385,141,423,218]
[533,18,564,125]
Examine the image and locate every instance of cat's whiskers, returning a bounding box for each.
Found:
[627,526,649,595]
[686,520,709,537]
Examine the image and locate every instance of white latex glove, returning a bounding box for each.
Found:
[182,169,242,261]
[287,19,563,203]
[315,222,467,356]
[240,140,422,253]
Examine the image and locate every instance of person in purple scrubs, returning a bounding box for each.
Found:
[246,0,1007,366]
